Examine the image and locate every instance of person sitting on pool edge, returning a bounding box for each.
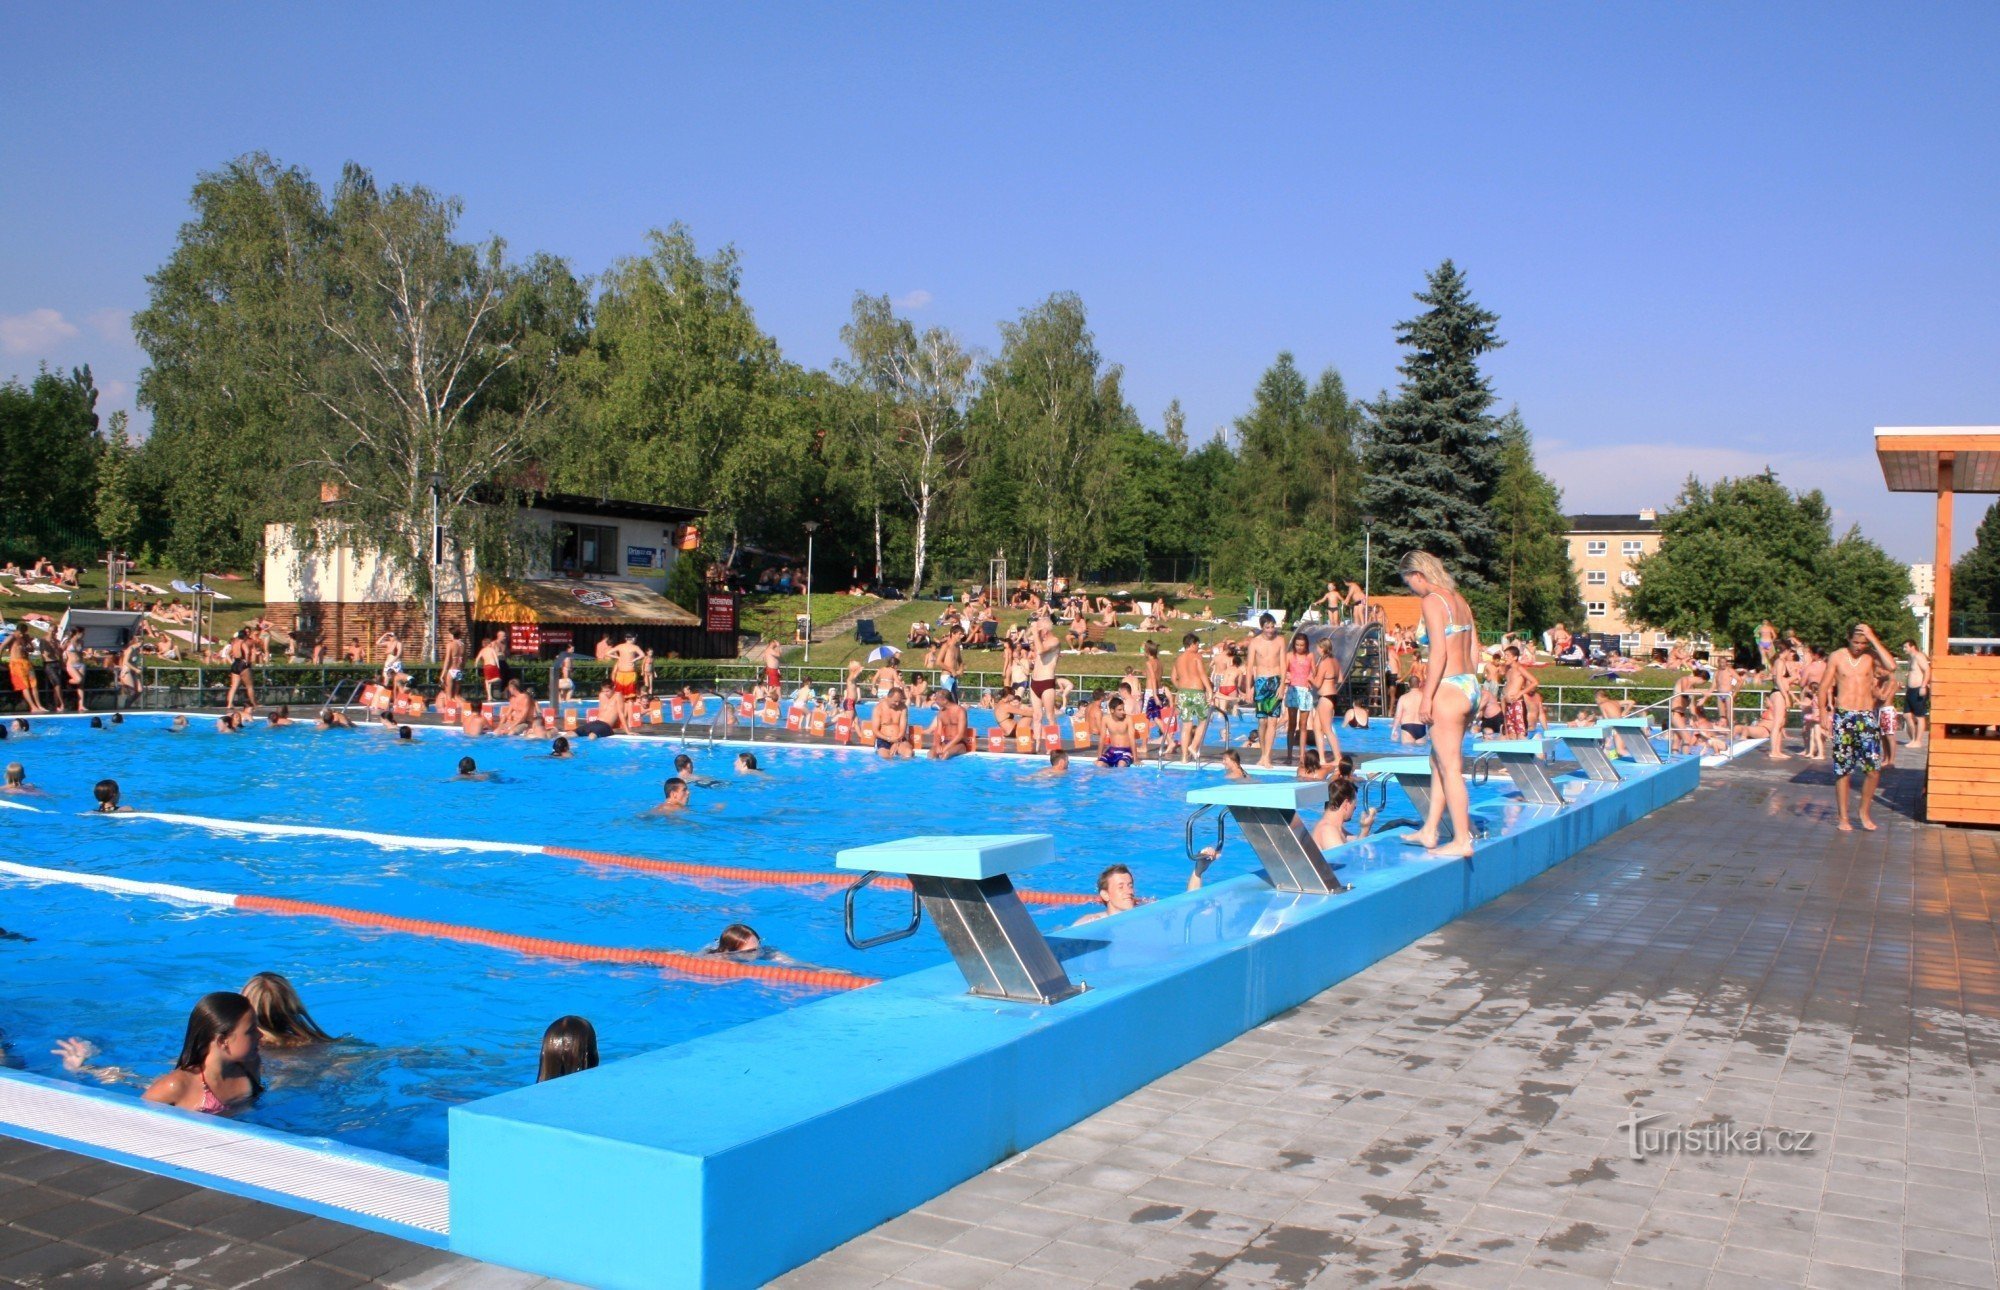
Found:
[873,688,914,759]
[93,779,129,812]
[140,993,263,1115]
[1097,695,1143,767]
[649,777,691,814]
[537,1016,598,1083]
[1074,861,1208,925]
[242,972,336,1048]
[1,762,44,795]
[929,689,973,760]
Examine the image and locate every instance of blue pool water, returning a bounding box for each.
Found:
[0,714,1495,1167]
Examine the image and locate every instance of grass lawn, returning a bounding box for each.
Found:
[1,564,271,646]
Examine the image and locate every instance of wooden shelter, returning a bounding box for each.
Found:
[1876,426,2000,826]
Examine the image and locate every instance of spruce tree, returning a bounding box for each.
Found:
[1951,501,2000,636]
[1361,260,1505,592]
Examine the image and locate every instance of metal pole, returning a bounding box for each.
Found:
[428,474,443,664]
[803,520,820,665]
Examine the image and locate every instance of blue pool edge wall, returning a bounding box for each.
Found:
[448,755,1699,1289]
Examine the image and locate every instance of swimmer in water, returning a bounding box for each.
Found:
[93,779,129,813]
[734,752,766,775]
[1,763,45,795]
[241,972,336,1048]
[550,736,572,759]
[1030,748,1070,778]
[267,705,291,727]
[649,777,691,814]
[397,725,413,742]
[317,708,354,730]
[537,1016,598,1083]
[1310,774,1379,852]
[454,756,492,781]
[673,754,723,788]
[1220,749,1249,781]
[170,715,189,731]
[141,993,262,1114]
[1074,861,1207,925]
[9,719,29,735]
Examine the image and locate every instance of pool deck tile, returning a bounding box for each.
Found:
[4,747,1997,1288]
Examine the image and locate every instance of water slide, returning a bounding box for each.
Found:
[1295,620,1390,710]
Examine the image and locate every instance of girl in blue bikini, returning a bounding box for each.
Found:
[1399,552,1479,859]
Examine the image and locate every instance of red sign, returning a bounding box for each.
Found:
[568,584,617,610]
[704,593,737,633]
[508,624,541,653]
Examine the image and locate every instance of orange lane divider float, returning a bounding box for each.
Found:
[538,846,1096,908]
[0,858,874,991]
[234,895,876,991]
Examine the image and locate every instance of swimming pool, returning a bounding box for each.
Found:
[0,714,1491,1167]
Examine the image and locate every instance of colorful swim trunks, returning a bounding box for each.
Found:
[1831,709,1884,779]
[1099,745,1133,768]
[1254,675,1282,718]
[1287,684,1316,712]
[1176,687,1210,723]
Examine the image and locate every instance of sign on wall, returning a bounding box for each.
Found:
[626,546,658,569]
[704,593,737,634]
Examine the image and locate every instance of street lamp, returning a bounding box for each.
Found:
[802,520,821,664]
[1362,514,1375,608]
[428,473,444,663]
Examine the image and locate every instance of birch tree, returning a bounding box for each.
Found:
[836,293,975,594]
[289,166,585,656]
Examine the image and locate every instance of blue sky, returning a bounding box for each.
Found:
[4,3,1996,561]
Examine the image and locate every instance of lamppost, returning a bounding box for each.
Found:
[1362,514,1375,607]
[802,520,820,664]
[428,473,444,663]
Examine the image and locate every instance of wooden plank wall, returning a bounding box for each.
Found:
[1927,654,2000,826]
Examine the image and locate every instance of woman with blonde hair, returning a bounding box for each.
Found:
[241,971,335,1047]
[1399,552,1479,858]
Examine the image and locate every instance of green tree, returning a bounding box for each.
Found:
[835,293,977,594]
[0,365,103,562]
[1486,410,1584,635]
[1361,260,1505,591]
[556,225,805,560]
[1214,354,1363,607]
[1625,470,1916,648]
[135,154,333,572]
[94,410,142,555]
[978,293,1124,586]
[1948,501,2000,637]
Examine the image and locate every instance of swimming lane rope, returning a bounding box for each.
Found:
[112,812,1096,908]
[0,859,877,991]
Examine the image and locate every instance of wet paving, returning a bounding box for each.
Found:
[779,750,2000,1288]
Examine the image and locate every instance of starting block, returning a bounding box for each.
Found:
[1598,715,1664,764]
[1542,724,1622,781]
[1184,781,1348,894]
[837,835,1083,1005]
[1471,739,1564,806]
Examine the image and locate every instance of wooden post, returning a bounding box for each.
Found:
[1934,453,1954,659]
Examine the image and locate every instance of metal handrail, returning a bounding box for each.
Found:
[1469,753,1497,786]
[843,870,922,951]
[1184,803,1226,864]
